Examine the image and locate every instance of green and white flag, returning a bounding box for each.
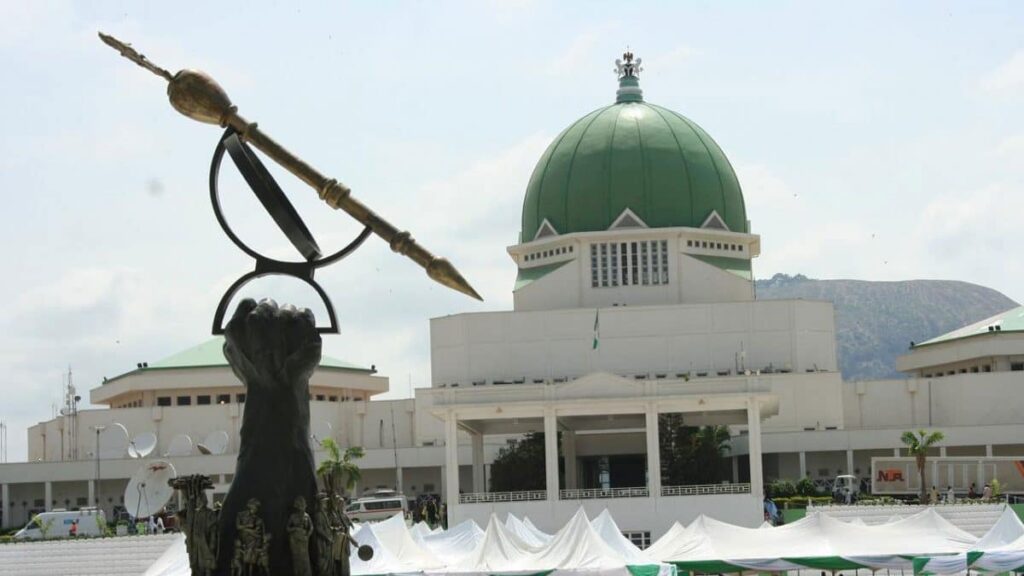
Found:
[592,309,600,350]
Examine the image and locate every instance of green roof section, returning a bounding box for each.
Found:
[690,254,752,281]
[514,260,571,291]
[914,305,1024,348]
[520,76,746,243]
[143,337,373,372]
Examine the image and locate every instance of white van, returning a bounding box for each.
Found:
[345,490,408,522]
[14,508,107,540]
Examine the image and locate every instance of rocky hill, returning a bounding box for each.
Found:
[755,274,1018,380]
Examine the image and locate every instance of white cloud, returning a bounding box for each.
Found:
[982,50,1024,96]
[546,31,601,76]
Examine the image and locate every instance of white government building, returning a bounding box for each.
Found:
[3,56,1023,541]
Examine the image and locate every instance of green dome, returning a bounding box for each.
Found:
[521,74,747,242]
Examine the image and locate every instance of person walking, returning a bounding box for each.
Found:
[69,519,78,538]
[930,486,939,505]
[983,483,992,500]
[946,486,956,504]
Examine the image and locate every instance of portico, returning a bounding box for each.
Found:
[424,372,776,536]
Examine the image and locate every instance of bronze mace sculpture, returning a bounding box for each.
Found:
[98,32,481,302]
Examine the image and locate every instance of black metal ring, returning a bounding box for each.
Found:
[208,127,373,334]
[222,132,321,261]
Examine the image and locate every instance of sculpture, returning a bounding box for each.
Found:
[287,496,314,576]
[99,33,465,575]
[219,300,322,574]
[171,475,218,576]
[233,498,271,576]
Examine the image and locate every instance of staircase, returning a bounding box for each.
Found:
[809,503,1006,537]
[0,533,180,575]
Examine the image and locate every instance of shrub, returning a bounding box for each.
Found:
[795,477,818,496]
[768,480,797,498]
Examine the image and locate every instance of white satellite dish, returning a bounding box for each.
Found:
[98,423,130,459]
[124,460,177,519]
[197,430,230,455]
[129,432,158,459]
[164,434,193,457]
[310,421,333,448]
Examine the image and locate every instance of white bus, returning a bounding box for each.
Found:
[14,508,107,540]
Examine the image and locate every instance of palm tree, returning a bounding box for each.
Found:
[317,438,365,496]
[900,429,945,503]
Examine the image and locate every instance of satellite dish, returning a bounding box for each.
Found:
[197,430,229,455]
[124,460,177,519]
[132,433,157,458]
[164,434,193,457]
[98,423,130,459]
[310,421,333,448]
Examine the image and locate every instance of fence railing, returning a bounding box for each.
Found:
[661,483,751,497]
[559,487,649,500]
[459,490,547,504]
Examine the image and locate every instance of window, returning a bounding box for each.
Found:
[329,396,338,402]
[197,395,211,405]
[236,393,246,403]
[176,396,191,406]
[983,365,992,372]
[1012,363,1024,372]
[591,241,669,288]
[315,394,326,401]
[363,499,403,511]
[157,397,171,407]
[217,394,230,404]
[623,531,651,549]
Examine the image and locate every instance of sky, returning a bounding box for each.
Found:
[1,1,1022,463]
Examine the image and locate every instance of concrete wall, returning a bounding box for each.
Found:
[431,299,837,387]
[510,229,758,313]
[453,493,763,538]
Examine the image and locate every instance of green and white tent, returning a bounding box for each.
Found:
[643,508,978,573]
[913,507,1024,574]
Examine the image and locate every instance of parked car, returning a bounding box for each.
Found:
[345,489,408,522]
[14,508,107,540]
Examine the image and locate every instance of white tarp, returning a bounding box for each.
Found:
[590,509,650,565]
[915,507,1024,574]
[504,513,552,550]
[643,508,979,572]
[415,520,486,565]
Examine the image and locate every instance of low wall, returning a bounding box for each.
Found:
[450,493,762,539]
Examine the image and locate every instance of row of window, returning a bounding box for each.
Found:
[524,244,574,262]
[590,240,669,288]
[923,365,993,378]
[155,393,362,407]
[687,239,744,252]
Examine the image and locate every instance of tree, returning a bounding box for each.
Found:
[659,415,732,486]
[317,438,364,495]
[900,429,944,502]
[489,432,548,492]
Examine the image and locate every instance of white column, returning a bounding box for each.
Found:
[87,480,95,508]
[44,482,52,512]
[799,451,807,478]
[544,410,559,501]
[940,446,947,457]
[562,430,577,490]
[893,448,900,457]
[645,406,661,497]
[444,412,459,507]
[471,433,485,493]
[1,484,9,528]
[747,399,764,499]
[846,449,854,475]
[396,467,404,494]
[986,445,994,457]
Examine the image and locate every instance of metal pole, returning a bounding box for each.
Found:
[93,425,106,510]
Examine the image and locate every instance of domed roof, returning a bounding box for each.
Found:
[521,55,746,242]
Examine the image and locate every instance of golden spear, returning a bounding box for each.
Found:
[98,32,482,301]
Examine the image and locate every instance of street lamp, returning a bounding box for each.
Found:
[91,425,106,510]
